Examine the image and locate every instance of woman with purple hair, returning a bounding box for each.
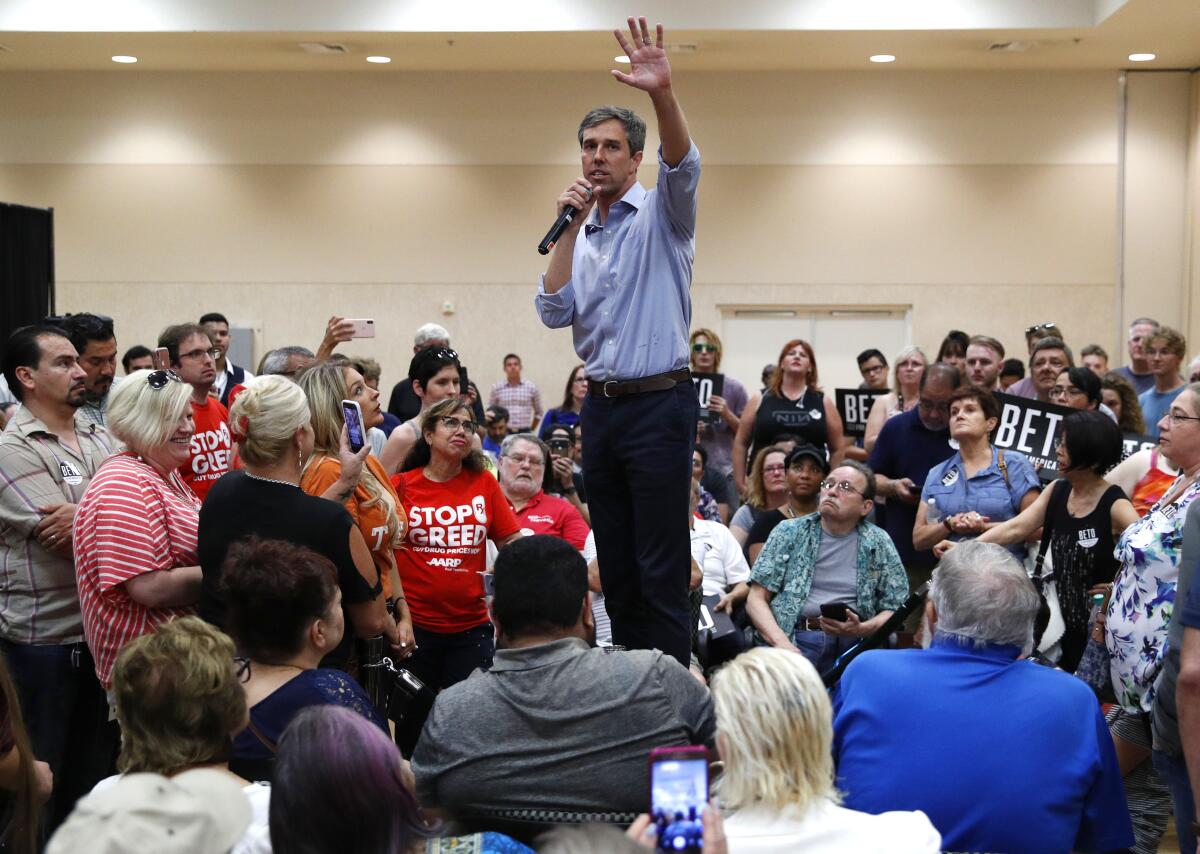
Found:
[270,706,532,854]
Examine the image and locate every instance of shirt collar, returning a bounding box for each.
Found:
[584,181,647,233]
[489,636,590,672]
[931,633,1023,662]
[10,406,96,440]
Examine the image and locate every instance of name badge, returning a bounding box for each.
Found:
[58,460,83,486]
[940,467,960,487]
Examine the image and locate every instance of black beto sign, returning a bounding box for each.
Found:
[836,388,887,438]
[991,393,1072,476]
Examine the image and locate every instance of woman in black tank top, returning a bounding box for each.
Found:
[944,411,1139,672]
[732,338,845,494]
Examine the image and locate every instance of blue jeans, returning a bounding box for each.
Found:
[792,630,857,676]
[583,382,697,668]
[0,640,119,835]
[1153,748,1197,854]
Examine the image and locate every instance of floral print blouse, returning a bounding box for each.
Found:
[1107,474,1200,713]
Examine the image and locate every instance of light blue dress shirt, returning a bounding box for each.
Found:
[535,143,700,381]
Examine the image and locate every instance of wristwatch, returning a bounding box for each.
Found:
[563,486,577,495]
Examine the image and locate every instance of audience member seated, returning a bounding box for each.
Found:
[73,369,202,691]
[395,398,522,753]
[688,480,749,613]
[222,538,388,782]
[712,648,939,852]
[832,541,1133,854]
[744,444,825,565]
[912,386,1039,559]
[1102,371,1147,434]
[497,434,588,549]
[298,361,412,618]
[538,363,586,440]
[381,346,476,475]
[412,535,715,818]
[48,769,253,854]
[733,339,844,494]
[691,445,730,523]
[863,345,926,454]
[541,424,590,524]
[1139,326,1189,439]
[933,329,968,375]
[88,617,271,853]
[747,462,906,674]
[967,411,1135,673]
[197,375,399,666]
[728,445,789,549]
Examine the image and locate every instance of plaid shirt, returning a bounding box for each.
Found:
[488,380,544,431]
[0,408,119,644]
[77,375,122,428]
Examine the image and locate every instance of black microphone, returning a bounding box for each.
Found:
[537,189,592,256]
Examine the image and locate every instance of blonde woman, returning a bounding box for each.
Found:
[863,345,927,454]
[298,362,412,627]
[711,647,939,852]
[728,445,790,549]
[198,375,404,667]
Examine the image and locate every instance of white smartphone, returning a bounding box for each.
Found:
[347,318,375,339]
[341,400,366,453]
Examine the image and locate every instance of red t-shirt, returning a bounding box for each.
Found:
[398,467,520,633]
[510,490,589,550]
[181,397,232,501]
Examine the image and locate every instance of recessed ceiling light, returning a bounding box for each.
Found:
[869,54,896,63]
[111,55,138,64]
[1128,53,1156,62]
[615,55,630,64]
[366,55,391,64]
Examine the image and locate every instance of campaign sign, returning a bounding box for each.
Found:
[1121,433,1156,461]
[991,393,1073,479]
[692,373,725,424]
[836,388,887,438]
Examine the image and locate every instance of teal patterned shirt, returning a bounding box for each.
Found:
[750,513,908,638]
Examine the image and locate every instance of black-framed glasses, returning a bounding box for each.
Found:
[691,343,717,354]
[440,415,476,434]
[1025,322,1058,336]
[1048,384,1085,400]
[820,478,866,497]
[234,656,251,684]
[179,347,221,361]
[146,369,184,390]
[860,362,887,375]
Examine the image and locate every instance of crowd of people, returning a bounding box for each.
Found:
[6,17,1200,854]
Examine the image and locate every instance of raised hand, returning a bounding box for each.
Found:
[612,17,671,93]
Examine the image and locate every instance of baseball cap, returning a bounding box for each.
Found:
[784,443,830,475]
[48,769,252,854]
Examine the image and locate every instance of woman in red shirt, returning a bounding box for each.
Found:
[396,398,521,752]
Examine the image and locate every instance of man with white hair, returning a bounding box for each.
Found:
[496,434,589,550]
[386,322,452,422]
[832,541,1133,854]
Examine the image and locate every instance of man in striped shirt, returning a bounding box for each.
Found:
[0,324,121,832]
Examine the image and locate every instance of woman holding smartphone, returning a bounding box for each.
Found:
[297,362,413,648]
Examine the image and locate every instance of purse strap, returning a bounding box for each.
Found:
[245,717,279,755]
[1033,479,1065,584]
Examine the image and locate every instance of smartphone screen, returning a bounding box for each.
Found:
[650,752,707,852]
[341,400,366,453]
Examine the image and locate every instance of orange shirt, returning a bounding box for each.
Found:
[181,397,232,502]
[301,456,407,600]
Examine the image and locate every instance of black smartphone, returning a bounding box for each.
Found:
[819,602,857,622]
[649,746,708,852]
[458,365,470,396]
[548,437,571,457]
[341,399,366,453]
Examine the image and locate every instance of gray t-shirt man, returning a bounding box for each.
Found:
[413,637,715,816]
[801,528,859,618]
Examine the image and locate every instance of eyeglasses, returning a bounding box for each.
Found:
[503,453,544,468]
[1025,322,1058,336]
[762,464,787,474]
[1165,409,1200,426]
[860,363,887,375]
[1048,385,1085,400]
[179,347,221,361]
[439,415,476,434]
[820,478,866,497]
[146,369,184,389]
[234,656,251,684]
[691,343,718,354]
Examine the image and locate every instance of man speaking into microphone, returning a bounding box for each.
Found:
[535,16,699,667]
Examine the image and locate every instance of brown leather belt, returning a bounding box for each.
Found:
[587,368,691,399]
[796,617,825,632]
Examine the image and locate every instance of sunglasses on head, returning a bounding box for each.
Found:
[430,348,459,361]
[1025,322,1058,336]
[146,369,184,390]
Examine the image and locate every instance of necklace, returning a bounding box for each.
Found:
[244,470,299,488]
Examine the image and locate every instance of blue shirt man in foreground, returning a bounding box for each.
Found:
[535,16,699,666]
[832,541,1132,854]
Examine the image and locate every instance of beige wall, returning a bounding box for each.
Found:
[0,68,1136,393]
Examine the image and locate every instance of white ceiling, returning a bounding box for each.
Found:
[0,0,1196,72]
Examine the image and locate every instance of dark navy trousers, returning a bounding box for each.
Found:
[582,381,697,667]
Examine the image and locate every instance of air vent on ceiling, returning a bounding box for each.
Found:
[987,41,1038,53]
[297,42,350,55]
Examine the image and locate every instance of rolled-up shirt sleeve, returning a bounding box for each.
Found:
[655,142,701,240]
[535,275,576,329]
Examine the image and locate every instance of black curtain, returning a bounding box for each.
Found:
[0,203,55,344]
